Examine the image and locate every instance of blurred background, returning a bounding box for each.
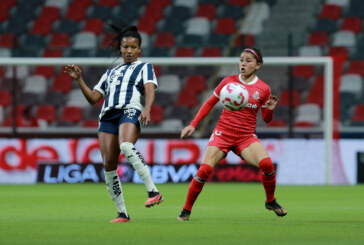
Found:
[0,0,363,185]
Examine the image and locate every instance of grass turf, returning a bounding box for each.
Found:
[0,183,363,245]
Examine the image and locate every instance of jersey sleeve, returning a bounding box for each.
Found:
[142,63,158,90]
[93,69,109,97]
[190,94,219,128]
[261,86,273,123]
[213,78,229,98]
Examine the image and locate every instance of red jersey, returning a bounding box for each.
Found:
[213,75,271,135]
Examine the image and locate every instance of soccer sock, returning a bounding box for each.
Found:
[183,163,213,212]
[104,170,127,215]
[259,157,276,203]
[120,142,158,193]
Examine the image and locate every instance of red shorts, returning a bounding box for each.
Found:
[207,129,260,156]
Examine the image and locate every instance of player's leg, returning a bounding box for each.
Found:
[178,146,226,221]
[240,142,287,216]
[99,132,130,222]
[119,122,163,207]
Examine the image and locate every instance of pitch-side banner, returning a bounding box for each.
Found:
[0,138,362,185]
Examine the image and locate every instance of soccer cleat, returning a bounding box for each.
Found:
[110,212,130,223]
[177,209,191,221]
[145,192,163,208]
[265,199,287,217]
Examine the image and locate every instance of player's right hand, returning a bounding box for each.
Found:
[64,64,82,80]
[181,125,195,139]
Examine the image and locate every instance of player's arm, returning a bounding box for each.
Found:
[261,94,279,123]
[64,64,103,105]
[181,94,219,139]
[141,82,155,126]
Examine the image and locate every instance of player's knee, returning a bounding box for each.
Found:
[196,163,213,180]
[120,142,134,155]
[259,157,274,174]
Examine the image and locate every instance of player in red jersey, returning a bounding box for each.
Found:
[177,48,287,221]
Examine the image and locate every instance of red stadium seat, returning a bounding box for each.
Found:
[291,65,315,78]
[267,120,287,127]
[319,4,341,20]
[327,47,348,60]
[97,0,119,7]
[59,106,83,123]
[195,4,216,20]
[293,121,315,127]
[0,7,10,22]
[43,49,63,57]
[84,18,104,35]
[201,47,222,57]
[148,0,171,8]
[137,17,156,35]
[340,17,362,34]
[175,89,198,108]
[51,73,73,94]
[35,105,57,124]
[154,33,175,48]
[0,33,17,48]
[66,5,86,22]
[39,6,60,23]
[278,90,301,108]
[185,75,207,94]
[228,0,250,6]
[144,4,165,22]
[347,60,364,76]
[49,33,70,49]
[150,105,164,124]
[31,18,53,35]
[175,48,195,57]
[308,32,329,46]
[153,65,161,77]
[215,18,236,34]
[72,0,93,9]
[34,66,55,79]
[234,34,255,47]
[82,119,99,127]
[351,105,364,122]
[306,76,324,107]
[0,90,11,107]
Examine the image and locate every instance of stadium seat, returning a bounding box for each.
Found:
[83,106,101,120]
[23,75,48,94]
[157,75,181,93]
[0,48,11,57]
[332,31,356,48]
[180,34,204,48]
[82,119,99,128]
[195,4,216,20]
[43,49,63,57]
[45,0,69,9]
[31,18,53,36]
[84,19,104,35]
[35,105,57,124]
[220,4,245,19]
[327,46,348,60]
[150,104,164,124]
[201,47,222,57]
[154,33,175,48]
[340,74,362,99]
[59,106,83,124]
[185,75,207,94]
[34,66,55,79]
[143,4,165,22]
[73,32,97,49]
[0,90,11,107]
[292,66,315,78]
[350,104,364,124]
[306,76,324,107]
[97,0,119,7]
[278,90,301,108]
[314,19,337,33]
[49,33,70,49]
[175,0,198,8]
[137,17,157,35]
[175,48,195,57]
[65,5,86,22]
[294,103,321,127]
[88,6,112,20]
[206,34,230,47]
[215,18,236,34]
[38,6,60,23]
[0,33,17,48]
[340,17,362,33]
[298,46,322,57]
[175,89,198,108]
[67,89,91,107]
[347,60,364,76]
[186,17,210,36]
[51,73,73,94]
[148,48,170,57]
[42,91,65,107]
[54,20,80,35]
[228,0,250,6]
[326,0,349,7]
[319,4,341,20]
[308,32,329,46]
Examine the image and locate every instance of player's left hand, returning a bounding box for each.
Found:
[140,109,151,126]
[265,95,279,110]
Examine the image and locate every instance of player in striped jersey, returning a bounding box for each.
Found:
[65,21,162,223]
[177,48,287,221]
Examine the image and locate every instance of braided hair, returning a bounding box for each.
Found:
[107,19,142,56]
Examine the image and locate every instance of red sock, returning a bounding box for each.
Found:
[259,158,276,203]
[183,163,213,212]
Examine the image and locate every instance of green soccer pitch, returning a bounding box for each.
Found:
[1,183,363,245]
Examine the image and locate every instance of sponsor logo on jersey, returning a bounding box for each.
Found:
[245,103,258,109]
[252,91,260,100]
[214,130,222,136]
[124,108,137,119]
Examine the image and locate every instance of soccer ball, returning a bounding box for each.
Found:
[219,82,249,111]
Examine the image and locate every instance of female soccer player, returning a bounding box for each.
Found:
[65,21,163,223]
[177,48,287,221]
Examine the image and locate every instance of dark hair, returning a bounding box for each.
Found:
[106,19,142,56]
[243,48,263,64]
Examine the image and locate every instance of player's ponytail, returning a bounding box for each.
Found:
[106,19,142,56]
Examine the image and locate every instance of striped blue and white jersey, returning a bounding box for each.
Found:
[93,60,158,119]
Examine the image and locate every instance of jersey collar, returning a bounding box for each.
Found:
[239,74,258,85]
